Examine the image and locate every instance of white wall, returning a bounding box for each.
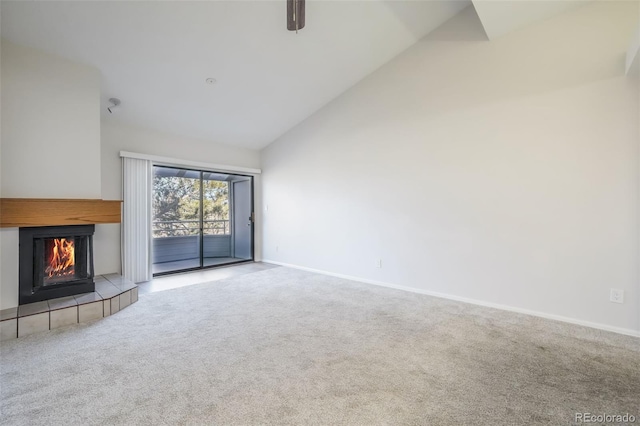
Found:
[0,40,102,309]
[1,40,101,198]
[100,121,262,276]
[261,2,640,335]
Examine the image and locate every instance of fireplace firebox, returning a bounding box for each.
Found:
[19,225,95,305]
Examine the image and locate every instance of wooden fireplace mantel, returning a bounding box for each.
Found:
[0,198,122,228]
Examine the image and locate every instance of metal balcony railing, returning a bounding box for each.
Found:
[153,220,230,238]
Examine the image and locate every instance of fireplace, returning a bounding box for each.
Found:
[19,225,95,305]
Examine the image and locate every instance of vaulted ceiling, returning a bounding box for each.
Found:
[1,1,590,150]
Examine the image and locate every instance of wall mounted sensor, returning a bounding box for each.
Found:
[107,98,121,114]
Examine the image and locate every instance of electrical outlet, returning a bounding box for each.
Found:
[376,259,382,268]
[265,205,269,211]
[276,246,279,252]
[610,289,624,304]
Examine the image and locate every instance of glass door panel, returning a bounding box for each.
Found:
[202,172,233,268]
[231,178,253,261]
[152,166,202,274]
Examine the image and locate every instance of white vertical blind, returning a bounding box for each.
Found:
[122,157,152,283]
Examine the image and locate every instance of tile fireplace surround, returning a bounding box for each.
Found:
[0,274,137,340]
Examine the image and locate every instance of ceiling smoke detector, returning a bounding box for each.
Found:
[205,78,217,85]
[107,98,121,114]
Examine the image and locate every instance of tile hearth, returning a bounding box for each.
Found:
[0,274,137,340]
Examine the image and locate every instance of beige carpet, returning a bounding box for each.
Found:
[1,267,638,425]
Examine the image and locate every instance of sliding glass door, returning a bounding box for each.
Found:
[152,166,253,276]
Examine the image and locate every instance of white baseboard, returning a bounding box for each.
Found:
[263,259,640,338]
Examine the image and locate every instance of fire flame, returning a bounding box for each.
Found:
[46,238,75,278]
